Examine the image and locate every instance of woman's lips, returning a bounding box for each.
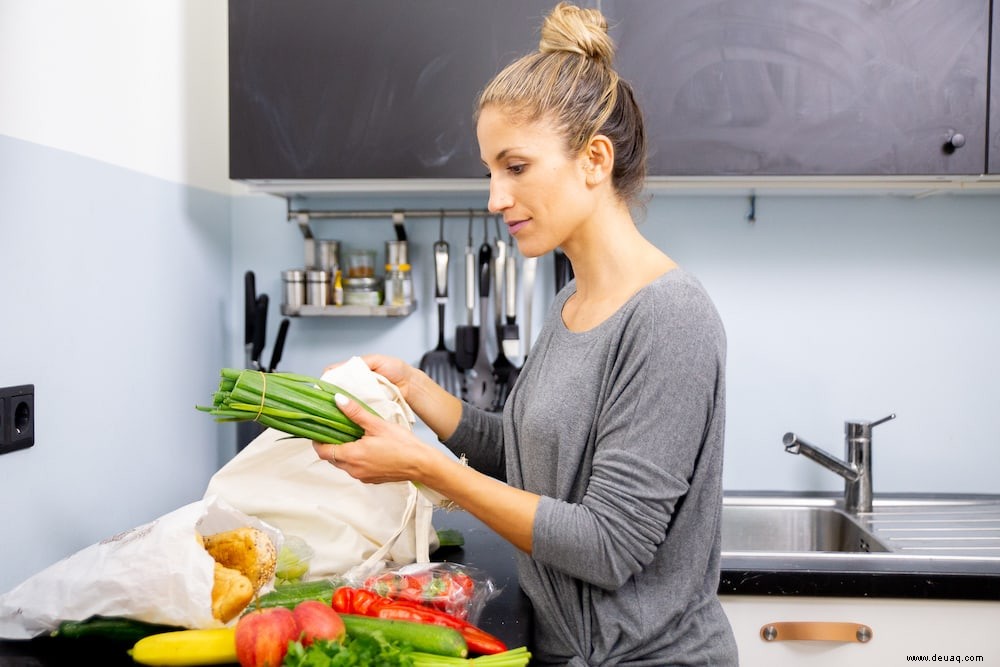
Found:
[507,219,530,235]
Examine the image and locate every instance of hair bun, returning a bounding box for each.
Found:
[539,1,614,66]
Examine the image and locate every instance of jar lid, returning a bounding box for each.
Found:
[306,269,329,281]
[282,269,306,280]
[344,276,380,289]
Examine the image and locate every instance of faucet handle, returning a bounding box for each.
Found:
[846,413,896,439]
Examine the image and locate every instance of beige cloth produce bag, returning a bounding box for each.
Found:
[204,357,446,581]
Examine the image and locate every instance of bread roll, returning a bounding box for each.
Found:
[211,562,255,622]
[202,527,278,592]
[199,526,278,621]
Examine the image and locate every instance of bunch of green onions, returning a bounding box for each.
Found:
[410,646,532,667]
[196,368,378,444]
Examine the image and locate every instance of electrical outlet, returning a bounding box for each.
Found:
[0,384,34,455]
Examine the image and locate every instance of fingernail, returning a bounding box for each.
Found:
[334,393,349,407]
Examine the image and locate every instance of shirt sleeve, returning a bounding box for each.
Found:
[442,402,507,480]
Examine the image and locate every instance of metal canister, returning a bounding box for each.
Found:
[316,240,340,274]
[282,269,306,309]
[305,269,330,306]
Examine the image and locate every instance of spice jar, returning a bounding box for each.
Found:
[315,240,341,274]
[305,269,330,306]
[384,240,413,306]
[343,277,382,306]
[346,249,377,279]
[282,269,306,310]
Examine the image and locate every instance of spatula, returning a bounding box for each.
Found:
[492,237,521,407]
[467,227,498,410]
[418,215,462,397]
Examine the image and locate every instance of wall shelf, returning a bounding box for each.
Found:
[281,302,417,318]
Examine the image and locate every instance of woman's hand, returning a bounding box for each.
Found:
[313,392,440,485]
[324,353,464,441]
[324,354,418,402]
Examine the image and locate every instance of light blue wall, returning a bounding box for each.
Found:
[232,189,1000,499]
[2,130,999,595]
[0,135,231,593]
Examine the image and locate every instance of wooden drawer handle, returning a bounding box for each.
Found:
[760,621,873,643]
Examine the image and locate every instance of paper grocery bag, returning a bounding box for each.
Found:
[0,495,281,640]
[204,357,444,582]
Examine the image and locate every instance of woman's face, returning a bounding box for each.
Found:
[477,106,594,258]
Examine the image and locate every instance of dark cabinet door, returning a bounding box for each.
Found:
[228,0,553,180]
[604,0,990,176]
[230,0,991,180]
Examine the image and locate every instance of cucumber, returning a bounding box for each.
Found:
[244,578,339,612]
[51,616,185,643]
[435,528,465,548]
[341,613,468,658]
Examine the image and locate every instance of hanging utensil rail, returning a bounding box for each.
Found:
[288,205,494,241]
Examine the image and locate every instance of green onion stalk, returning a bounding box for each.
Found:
[196,368,380,443]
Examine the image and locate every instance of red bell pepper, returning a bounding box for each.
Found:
[375,600,507,655]
[364,569,476,617]
[331,586,355,614]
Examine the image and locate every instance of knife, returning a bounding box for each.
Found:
[244,271,256,368]
[251,293,268,370]
[267,318,290,373]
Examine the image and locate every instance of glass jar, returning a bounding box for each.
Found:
[343,276,382,306]
[384,240,413,306]
[346,249,377,279]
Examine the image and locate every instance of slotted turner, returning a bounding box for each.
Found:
[418,215,462,397]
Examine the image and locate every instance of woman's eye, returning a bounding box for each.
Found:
[507,163,526,175]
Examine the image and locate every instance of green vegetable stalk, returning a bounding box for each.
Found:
[196,368,380,444]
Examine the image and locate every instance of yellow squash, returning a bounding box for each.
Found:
[129,627,237,666]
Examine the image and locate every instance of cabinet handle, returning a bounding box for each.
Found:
[942,132,966,154]
[760,622,873,643]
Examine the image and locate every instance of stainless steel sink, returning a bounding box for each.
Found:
[719,494,1000,562]
[721,504,889,553]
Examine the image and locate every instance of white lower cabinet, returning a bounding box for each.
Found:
[720,595,1000,666]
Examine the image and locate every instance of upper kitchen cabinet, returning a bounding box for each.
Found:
[229,0,553,181]
[230,0,993,185]
[603,0,991,176]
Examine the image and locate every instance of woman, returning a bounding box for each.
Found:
[315,3,738,664]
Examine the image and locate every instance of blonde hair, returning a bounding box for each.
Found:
[477,2,647,206]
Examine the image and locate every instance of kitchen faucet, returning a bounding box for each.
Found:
[783,414,896,514]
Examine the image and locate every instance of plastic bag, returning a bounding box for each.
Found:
[0,495,282,640]
[360,562,500,623]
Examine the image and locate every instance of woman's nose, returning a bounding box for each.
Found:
[487,179,512,213]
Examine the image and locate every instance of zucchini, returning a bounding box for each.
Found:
[341,613,468,658]
[51,615,185,643]
[244,578,339,612]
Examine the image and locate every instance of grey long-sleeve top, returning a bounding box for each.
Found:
[445,269,738,666]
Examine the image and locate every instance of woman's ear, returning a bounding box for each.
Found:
[583,134,614,185]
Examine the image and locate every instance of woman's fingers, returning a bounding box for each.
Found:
[334,392,379,430]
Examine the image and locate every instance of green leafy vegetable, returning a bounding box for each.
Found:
[282,635,414,666]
